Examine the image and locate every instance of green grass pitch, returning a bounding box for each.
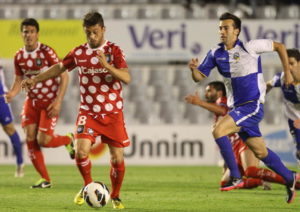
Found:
[1,165,299,212]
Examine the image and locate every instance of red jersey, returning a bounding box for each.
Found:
[62,40,128,115]
[14,43,60,101]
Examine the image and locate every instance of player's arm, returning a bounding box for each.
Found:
[188,58,206,82]
[185,92,226,115]
[273,42,293,86]
[46,71,69,118]
[22,63,66,90]
[96,51,131,84]
[5,75,23,103]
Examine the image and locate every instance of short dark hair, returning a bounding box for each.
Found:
[83,11,104,27]
[208,81,226,97]
[287,48,300,62]
[20,18,39,32]
[219,12,241,36]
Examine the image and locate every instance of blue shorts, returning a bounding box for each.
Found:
[229,101,263,141]
[0,97,13,125]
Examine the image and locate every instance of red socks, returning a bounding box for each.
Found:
[42,134,70,148]
[76,157,93,186]
[110,160,125,199]
[245,166,286,185]
[26,140,50,182]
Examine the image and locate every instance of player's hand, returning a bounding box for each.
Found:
[21,78,36,92]
[284,71,294,87]
[46,99,61,118]
[188,58,199,71]
[185,92,202,105]
[294,119,300,129]
[96,50,110,69]
[4,91,13,103]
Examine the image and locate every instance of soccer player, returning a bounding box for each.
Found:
[185,81,299,189]
[266,49,300,163]
[21,12,130,209]
[187,12,298,203]
[0,63,24,177]
[5,18,74,188]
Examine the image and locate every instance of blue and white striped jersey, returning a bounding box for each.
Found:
[0,65,8,97]
[270,72,300,120]
[198,39,273,108]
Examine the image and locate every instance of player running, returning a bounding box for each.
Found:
[185,81,300,189]
[5,18,74,188]
[21,12,131,209]
[267,48,300,164]
[187,12,299,203]
[0,62,24,177]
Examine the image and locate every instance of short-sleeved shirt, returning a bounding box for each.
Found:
[198,39,273,108]
[62,40,128,116]
[270,72,300,120]
[14,42,60,101]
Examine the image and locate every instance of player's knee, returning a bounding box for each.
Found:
[252,149,268,159]
[212,126,224,138]
[76,149,88,159]
[3,124,16,136]
[36,133,50,146]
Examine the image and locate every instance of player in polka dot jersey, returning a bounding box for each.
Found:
[22,12,131,209]
[6,18,75,189]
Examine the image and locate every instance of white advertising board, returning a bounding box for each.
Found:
[0,124,296,165]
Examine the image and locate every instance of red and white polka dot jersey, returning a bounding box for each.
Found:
[14,42,60,101]
[62,40,128,115]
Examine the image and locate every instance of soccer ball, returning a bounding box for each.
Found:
[83,181,110,208]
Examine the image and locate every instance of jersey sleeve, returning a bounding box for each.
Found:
[44,47,59,66]
[198,50,216,77]
[113,46,128,69]
[14,54,23,76]
[245,39,273,54]
[270,72,282,87]
[62,50,77,72]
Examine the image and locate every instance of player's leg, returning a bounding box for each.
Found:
[0,100,24,176]
[213,114,244,190]
[73,137,93,205]
[246,136,299,203]
[242,148,286,185]
[24,124,51,188]
[36,110,74,158]
[2,122,24,177]
[288,119,300,163]
[22,100,51,188]
[108,144,125,209]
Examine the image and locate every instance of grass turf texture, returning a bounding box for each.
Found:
[1,165,299,212]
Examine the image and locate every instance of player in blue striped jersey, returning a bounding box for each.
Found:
[188,12,298,203]
[0,63,24,177]
[267,49,300,164]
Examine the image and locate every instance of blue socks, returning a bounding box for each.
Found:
[261,148,293,183]
[215,136,241,178]
[9,132,23,165]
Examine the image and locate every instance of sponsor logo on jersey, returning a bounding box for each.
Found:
[77,125,84,134]
[35,58,43,67]
[23,69,40,76]
[216,57,227,61]
[79,66,109,75]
